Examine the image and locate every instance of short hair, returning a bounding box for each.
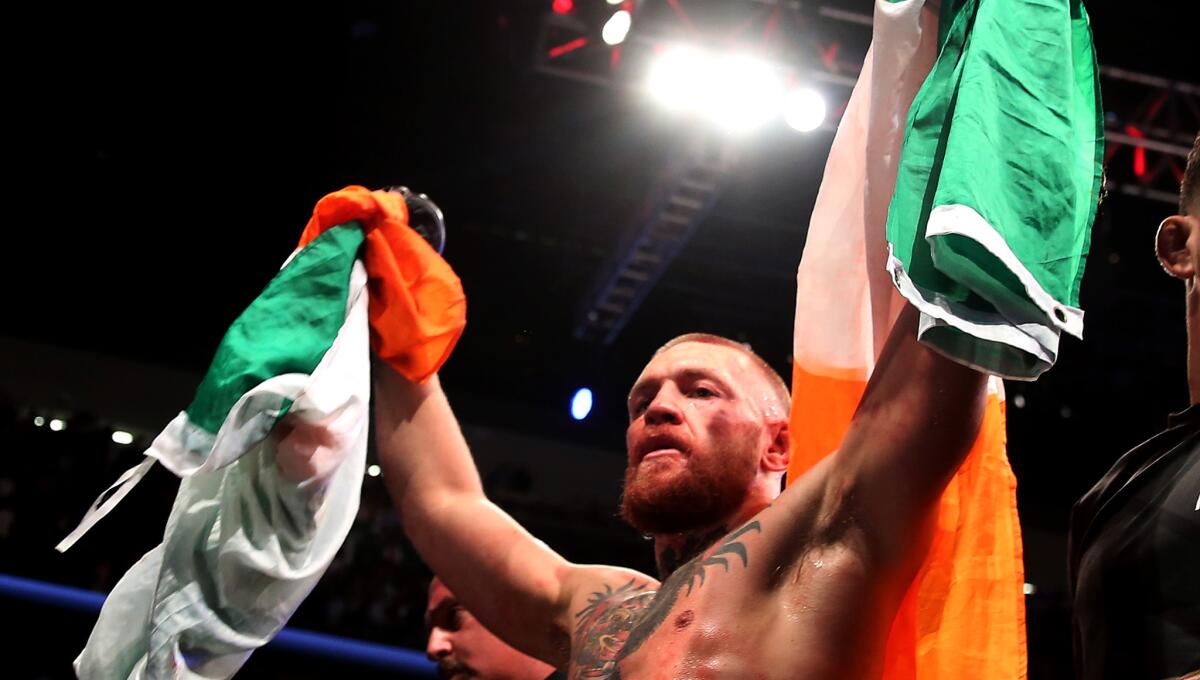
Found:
[1182,131,1200,215]
[653,333,790,411]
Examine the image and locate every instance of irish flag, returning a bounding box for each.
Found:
[59,188,465,678]
[790,0,1099,677]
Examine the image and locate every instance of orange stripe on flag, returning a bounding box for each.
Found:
[787,364,867,476]
[789,364,1027,679]
[298,186,467,385]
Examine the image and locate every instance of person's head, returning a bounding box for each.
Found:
[620,334,790,535]
[1155,132,1200,287]
[425,577,556,680]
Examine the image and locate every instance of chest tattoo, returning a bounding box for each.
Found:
[569,521,762,680]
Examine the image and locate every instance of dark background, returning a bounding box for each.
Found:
[0,1,1195,678]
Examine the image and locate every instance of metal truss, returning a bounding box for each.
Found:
[573,133,736,344]
[546,1,1197,344]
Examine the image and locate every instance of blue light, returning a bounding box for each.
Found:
[570,388,594,421]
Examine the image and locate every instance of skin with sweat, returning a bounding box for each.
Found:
[356,301,986,680]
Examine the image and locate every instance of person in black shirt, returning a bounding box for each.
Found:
[1069,132,1200,680]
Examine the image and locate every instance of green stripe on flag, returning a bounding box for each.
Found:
[186,223,365,434]
[886,0,1101,320]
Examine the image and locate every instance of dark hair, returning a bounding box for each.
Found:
[1182,131,1200,215]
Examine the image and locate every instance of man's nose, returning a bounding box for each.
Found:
[426,627,453,661]
[644,387,684,426]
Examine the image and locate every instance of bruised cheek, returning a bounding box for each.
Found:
[703,407,755,442]
[706,415,766,468]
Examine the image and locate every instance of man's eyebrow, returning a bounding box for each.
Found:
[426,598,457,628]
[676,367,729,386]
[627,368,732,403]
[664,367,733,395]
[627,379,657,404]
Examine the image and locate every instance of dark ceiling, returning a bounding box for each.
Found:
[4,0,1197,528]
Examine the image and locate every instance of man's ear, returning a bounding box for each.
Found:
[1155,215,1196,280]
[761,420,790,474]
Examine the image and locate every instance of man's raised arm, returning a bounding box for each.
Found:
[373,365,581,667]
[819,305,989,565]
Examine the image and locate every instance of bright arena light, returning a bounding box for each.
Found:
[648,47,787,133]
[706,54,784,133]
[111,430,134,445]
[33,416,45,427]
[647,45,710,112]
[367,464,382,478]
[783,87,827,132]
[1023,583,1037,596]
[570,388,594,421]
[49,418,66,432]
[602,10,632,45]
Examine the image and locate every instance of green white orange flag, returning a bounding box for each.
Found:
[784,0,1097,676]
[59,188,465,678]
[884,0,1103,379]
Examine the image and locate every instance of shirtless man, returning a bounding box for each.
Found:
[368,300,986,679]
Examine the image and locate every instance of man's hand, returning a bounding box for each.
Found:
[274,413,352,484]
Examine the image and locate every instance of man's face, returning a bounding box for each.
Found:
[621,341,778,534]
[425,579,552,680]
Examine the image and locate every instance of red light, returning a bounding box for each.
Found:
[665,0,697,34]
[820,42,840,71]
[1126,125,1146,179]
[552,0,573,14]
[548,37,588,59]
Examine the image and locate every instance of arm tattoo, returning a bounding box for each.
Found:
[571,579,655,679]
[569,520,762,680]
[572,579,651,637]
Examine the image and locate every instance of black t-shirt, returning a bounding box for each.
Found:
[1069,405,1200,679]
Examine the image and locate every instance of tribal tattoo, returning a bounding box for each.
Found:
[656,525,729,578]
[569,520,763,680]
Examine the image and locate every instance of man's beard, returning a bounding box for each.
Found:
[619,441,757,534]
[437,659,475,679]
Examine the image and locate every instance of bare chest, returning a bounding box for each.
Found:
[568,524,770,679]
[565,511,894,679]
[567,545,884,680]
[569,585,768,680]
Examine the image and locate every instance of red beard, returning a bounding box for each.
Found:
[619,441,758,534]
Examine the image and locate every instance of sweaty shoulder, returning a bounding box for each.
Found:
[743,455,849,586]
[564,566,660,629]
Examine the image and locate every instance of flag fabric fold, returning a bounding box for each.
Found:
[60,187,466,678]
[884,0,1104,379]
